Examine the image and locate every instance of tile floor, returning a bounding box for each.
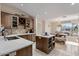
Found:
[33,36,79,56]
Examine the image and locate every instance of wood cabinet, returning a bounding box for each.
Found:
[16,45,32,56]
[36,36,55,54]
[1,12,12,28]
[19,34,35,42]
[1,12,35,34]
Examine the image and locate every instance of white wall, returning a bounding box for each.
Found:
[36,18,45,35]
[36,19,55,35]
[45,20,51,33]
[45,20,62,34]
[36,19,53,35]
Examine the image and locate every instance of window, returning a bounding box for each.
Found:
[62,23,72,31]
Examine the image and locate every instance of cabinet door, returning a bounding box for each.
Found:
[42,38,48,53]
[20,35,32,41]
[20,35,28,39]
[1,12,12,28]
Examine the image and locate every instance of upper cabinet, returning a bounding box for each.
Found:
[1,12,12,28]
[19,17,34,33]
[1,4,35,33]
[1,11,35,33]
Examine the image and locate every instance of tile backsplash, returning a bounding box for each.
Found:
[12,28,26,34]
[12,25,27,34]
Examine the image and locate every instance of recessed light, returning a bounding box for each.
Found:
[44,12,47,15]
[71,3,75,5]
[21,4,23,7]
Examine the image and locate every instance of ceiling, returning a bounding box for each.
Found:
[3,3,79,20]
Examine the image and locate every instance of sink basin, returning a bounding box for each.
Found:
[6,36,19,40]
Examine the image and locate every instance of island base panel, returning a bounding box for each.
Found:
[16,45,32,56]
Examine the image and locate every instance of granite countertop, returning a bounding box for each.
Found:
[6,33,35,37]
[36,35,55,38]
[0,36,33,56]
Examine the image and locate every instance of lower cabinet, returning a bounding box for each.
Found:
[19,34,35,42]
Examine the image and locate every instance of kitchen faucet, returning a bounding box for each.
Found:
[0,26,7,41]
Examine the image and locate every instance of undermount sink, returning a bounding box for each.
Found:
[6,36,19,40]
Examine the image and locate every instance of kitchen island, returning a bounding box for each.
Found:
[36,35,55,54]
[0,35,33,56]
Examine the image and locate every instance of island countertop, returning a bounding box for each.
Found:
[0,36,33,56]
